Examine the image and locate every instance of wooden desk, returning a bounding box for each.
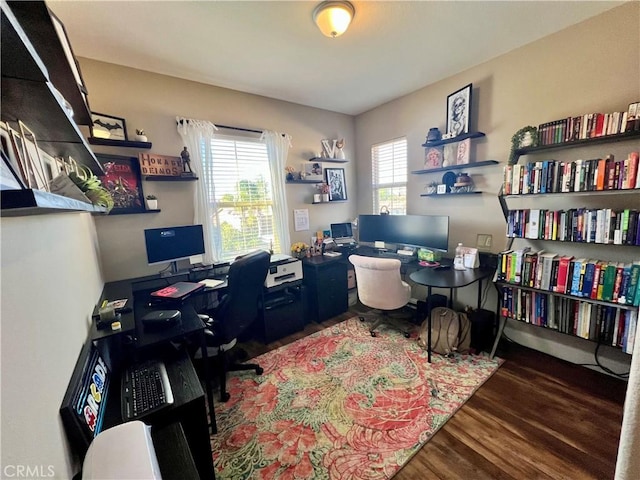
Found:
[409,266,494,362]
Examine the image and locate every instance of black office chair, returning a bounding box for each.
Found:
[197,249,270,402]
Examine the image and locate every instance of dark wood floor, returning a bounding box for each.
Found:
[238,307,628,480]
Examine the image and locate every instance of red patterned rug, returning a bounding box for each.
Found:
[212,317,503,479]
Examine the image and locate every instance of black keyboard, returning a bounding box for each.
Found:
[377,251,415,264]
[121,360,174,420]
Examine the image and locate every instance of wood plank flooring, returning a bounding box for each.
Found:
[237,307,628,479]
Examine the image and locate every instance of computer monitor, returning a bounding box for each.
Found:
[358,214,449,252]
[330,222,353,239]
[144,224,205,274]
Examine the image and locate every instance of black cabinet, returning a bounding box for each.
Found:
[261,283,305,343]
[303,256,348,323]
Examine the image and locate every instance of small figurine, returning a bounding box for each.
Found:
[181,146,193,174]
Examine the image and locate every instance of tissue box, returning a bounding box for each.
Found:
[418,248,441,262]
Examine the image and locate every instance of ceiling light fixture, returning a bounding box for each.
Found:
[313,1,355,38]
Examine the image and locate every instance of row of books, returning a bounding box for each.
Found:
[506,208,640,246]
[496,249,640,306]
[500,286,636,354]
[502,152,640,194]
[537,107,639,146]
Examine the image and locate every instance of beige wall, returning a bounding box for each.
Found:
[79,59,356,281]
[1,214,104,478]
[355,2,639,369]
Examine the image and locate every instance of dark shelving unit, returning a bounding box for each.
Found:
[0,189,107,216]
[145,176,198,182]
[89,137,152,149]
[421,131,485,148]
[107,209,161,216]
[512,130,640,162]
[412,160,499,175]
[420,191,482,197]
[308,157,348,163]
[287,179,322,184]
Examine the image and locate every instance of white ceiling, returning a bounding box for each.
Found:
[48,1,623,116]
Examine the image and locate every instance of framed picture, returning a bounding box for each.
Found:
[424,146,443,169]
[302,161,323,181]
[446,83,472,137]
[96,154,145,214]
[325,167,347,201]
[1,150,26,190]
[456,138,471,164]
[91,112,127,141]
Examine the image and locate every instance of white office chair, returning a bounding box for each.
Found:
[349,254,412,337]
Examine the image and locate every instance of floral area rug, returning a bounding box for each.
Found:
[212,317,503,479]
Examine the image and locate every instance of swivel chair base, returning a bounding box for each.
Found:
[360,311,412,338]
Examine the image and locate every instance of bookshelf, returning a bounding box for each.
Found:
[495,131,640,354]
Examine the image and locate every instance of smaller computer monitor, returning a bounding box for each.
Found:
[144,224,205,274]
[330,222,353,239]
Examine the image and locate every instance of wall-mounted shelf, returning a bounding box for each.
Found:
[421,131,486,148]
[287,179,322,184]
[312,200,347,204]
[106,209,161,216]
[500,188,640,199]
[420,191,482,197]
[308,157,348,163]
[412,160,499,175]
[0,189,107,216]
[89,137,152,149]
[512,130,640,161]
[145,176,198,182]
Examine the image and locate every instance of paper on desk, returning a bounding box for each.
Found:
[200,279,225,288]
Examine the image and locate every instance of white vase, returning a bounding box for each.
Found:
[322,193,330,202]
[135,134,148,142]
[146,199,158,210]
[313,193,321,203]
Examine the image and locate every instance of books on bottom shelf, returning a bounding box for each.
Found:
[500,285,637,353]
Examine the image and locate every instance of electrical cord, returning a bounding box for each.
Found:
[501,319,630,379]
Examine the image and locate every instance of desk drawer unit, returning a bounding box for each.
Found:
[303,259,348,323]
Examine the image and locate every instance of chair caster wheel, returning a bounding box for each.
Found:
[256,367,264,375]
[220,392,230,403]
[370,331,377,337]
[404,332,410,338]
[359,316,365,322]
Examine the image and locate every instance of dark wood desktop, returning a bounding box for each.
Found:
[78,271,229,479]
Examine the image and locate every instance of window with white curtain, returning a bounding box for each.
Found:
[202,134,280,261]
[371,137,407,214]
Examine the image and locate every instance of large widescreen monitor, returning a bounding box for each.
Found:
[358,214,449,252]
[144,224,205,274]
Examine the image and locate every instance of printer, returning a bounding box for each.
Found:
[266,254,303,289]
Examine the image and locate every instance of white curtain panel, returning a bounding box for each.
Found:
[262,130,292,253]
[615,323,640,480]
[176,116,219,264]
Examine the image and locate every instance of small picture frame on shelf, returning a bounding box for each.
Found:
[456,138,471,164]
[1,150,26,190]
[446,83,472,137]
[424,146,443,169]
[302,161,323,181]
[325,167,347,201]
[91,112,127,141]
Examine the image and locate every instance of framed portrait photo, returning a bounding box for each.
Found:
[96,154,145,214]
[446,83,472,137]
[91,112,127,141]
[325,167,347,201]
[302,161,323,182]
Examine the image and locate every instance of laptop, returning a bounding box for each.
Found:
[330,223,356,245]
[150,281,204,300]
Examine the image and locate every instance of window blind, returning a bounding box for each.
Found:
[371,137,407,214]
[203,135,279,261]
